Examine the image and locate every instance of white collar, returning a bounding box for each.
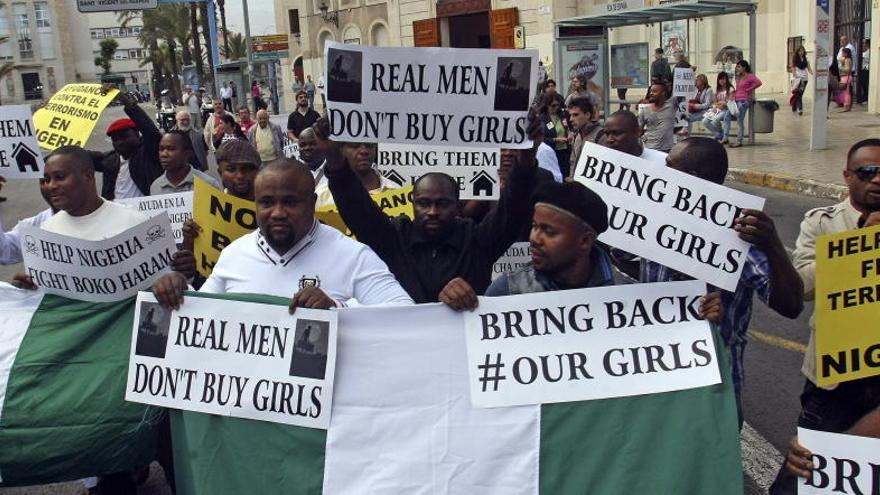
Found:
[255,219,319,266]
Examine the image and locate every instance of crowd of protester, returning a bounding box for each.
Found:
[0,55,877,493]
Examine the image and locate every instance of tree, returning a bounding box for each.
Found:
[217,0,230,61]
[94,38,119,75]
[222,32,247,61]
[190,4,205,87]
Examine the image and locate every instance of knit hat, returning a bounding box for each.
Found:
[216,139,260,167]
[532,181,609,234]
[106,118,137,136]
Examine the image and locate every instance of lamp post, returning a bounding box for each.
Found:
[319,0,339,28]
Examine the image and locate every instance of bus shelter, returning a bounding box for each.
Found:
[554,0,758,143]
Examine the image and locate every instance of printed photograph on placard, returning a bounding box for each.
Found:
[135,302,172,359]
[290,319,330,379]
[327,47,363,104]
[494,57,533,111]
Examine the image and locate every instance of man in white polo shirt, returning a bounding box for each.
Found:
[153,159,412,311]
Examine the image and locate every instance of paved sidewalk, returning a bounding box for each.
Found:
[722,96,878,199]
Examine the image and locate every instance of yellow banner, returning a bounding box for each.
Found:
[33,84,119,150]
[193,177,256,277]
[815,224,880,386]
[316,186,414,237]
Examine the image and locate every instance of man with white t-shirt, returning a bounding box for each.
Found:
[153,160,413,311]
[90,91,163,200]
[601,110,668,164]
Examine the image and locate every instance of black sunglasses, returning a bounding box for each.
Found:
[851,165,880,181]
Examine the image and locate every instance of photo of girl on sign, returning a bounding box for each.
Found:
[494,57,532,111]
[327,48,363,104]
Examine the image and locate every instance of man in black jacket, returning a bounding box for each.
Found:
[313,115,542,303]
[91,91,163,200]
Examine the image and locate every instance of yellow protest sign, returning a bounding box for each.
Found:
[815,224,880,386]
[316,185,414,237]
[193,177,256,277]
[33,84,119,150]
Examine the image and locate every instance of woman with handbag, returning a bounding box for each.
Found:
[702,72,734,144]
[838,48,854,112]
[686,74,714,136]
[790,46,812,116]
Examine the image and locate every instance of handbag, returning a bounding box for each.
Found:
[727,100,739,118]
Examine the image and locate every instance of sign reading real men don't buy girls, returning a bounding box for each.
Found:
[0,105,45,179]
[18,214,175,302]
[573,142,765,291]
[325,42,539,148]
[127,292,338,429]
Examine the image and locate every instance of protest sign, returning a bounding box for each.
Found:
[324,42,539,148]
[193,177,255,277]
[573,142,765,291]
[0,105,45,179]
[377,143,500,200]
[126,292,337,429]
[464,280,721,408]
[33,84,119,150]
[797,428,880,494]
[673,67,697,99]
[283,138,300,160]
[315,185,414,237]
[18,213,175,302]
[814,224,880,386]
[118,192,193,244]
[492,241,532,280]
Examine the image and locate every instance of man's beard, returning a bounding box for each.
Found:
[298,101,308,108]
[178,123,191,131]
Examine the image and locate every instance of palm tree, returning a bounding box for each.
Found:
[199,2,215,91]
[222,32,247,61]
[190,4,205,87]
[217,0,230,61]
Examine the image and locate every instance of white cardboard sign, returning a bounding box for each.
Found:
[0,105,45,179]
[118,192,193,244]
[492,241,532,280]
[377,143,500,200]
[673,67,697,99]
[797,428,880,494]
[573,142,765,291]
[464,280,721,408]
[126,292,337,429]
[325,42,539,149]
[19,213,175,302]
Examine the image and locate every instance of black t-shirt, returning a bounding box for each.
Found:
[287,108,320,138]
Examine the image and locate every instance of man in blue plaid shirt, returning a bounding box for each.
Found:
[633,138,804,427]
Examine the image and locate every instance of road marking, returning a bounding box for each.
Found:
[742,421,783,492]
[748,329,807,354]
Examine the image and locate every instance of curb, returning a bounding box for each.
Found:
[727,168,848,201]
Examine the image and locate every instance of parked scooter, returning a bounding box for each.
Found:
[156,90,177,133]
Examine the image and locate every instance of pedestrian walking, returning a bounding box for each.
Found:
[728,60,762,148]
[650,47,673,88]
[859,39,870,104]
[789,46,812,116]
[638,82,676,152]
[702,72,734,143]
[304,75,316,108]
[540,94,571,178]
[220,82,233,112]
[838,48,854,112]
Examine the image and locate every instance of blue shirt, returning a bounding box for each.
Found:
[640,246,772,392]
[485,247,619,296]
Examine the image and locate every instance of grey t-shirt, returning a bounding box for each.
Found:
[638,99,676,152]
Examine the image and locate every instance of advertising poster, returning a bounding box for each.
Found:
[610,43,649,88]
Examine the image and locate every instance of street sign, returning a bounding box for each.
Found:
[77,0,158,12]
[252,34,289,60]
[592,0,644,14]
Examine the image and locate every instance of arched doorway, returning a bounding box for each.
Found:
[371,22,390,47]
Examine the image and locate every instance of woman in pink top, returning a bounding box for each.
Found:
[729,59,762,148]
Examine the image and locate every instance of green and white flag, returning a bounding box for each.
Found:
[0,283,159,486]
[171,292,743,494]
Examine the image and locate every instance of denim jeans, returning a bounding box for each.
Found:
[686,110,705,134]
[733,100,751,144]
[702,110,730,140]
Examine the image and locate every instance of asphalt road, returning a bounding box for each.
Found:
[0,107,839,493]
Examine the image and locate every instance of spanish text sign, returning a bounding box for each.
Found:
[193,177,256,277]
[315,185,414,237]
[797,428,880,494]
[118,191,193,244]
[573,142,765,291]
[0,105,45,179]
[126,292,337,429]
[377,143,500,200]
[464,281,721,408]
[814,224,880,386]
[324,42,539,148]
[33,84,119,150]
[18,213,175,302]
[492,241,532,280]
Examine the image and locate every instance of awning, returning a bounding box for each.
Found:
[555,0,757,29]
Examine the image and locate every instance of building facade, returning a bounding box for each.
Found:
[272,0,880,113]
[0,0,74,105]
[74,11,150,93]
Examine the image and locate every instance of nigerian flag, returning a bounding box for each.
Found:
[0,283,159,486]
[172,293,743,495]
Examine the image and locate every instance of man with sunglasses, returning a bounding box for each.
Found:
[768,138,880,494]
